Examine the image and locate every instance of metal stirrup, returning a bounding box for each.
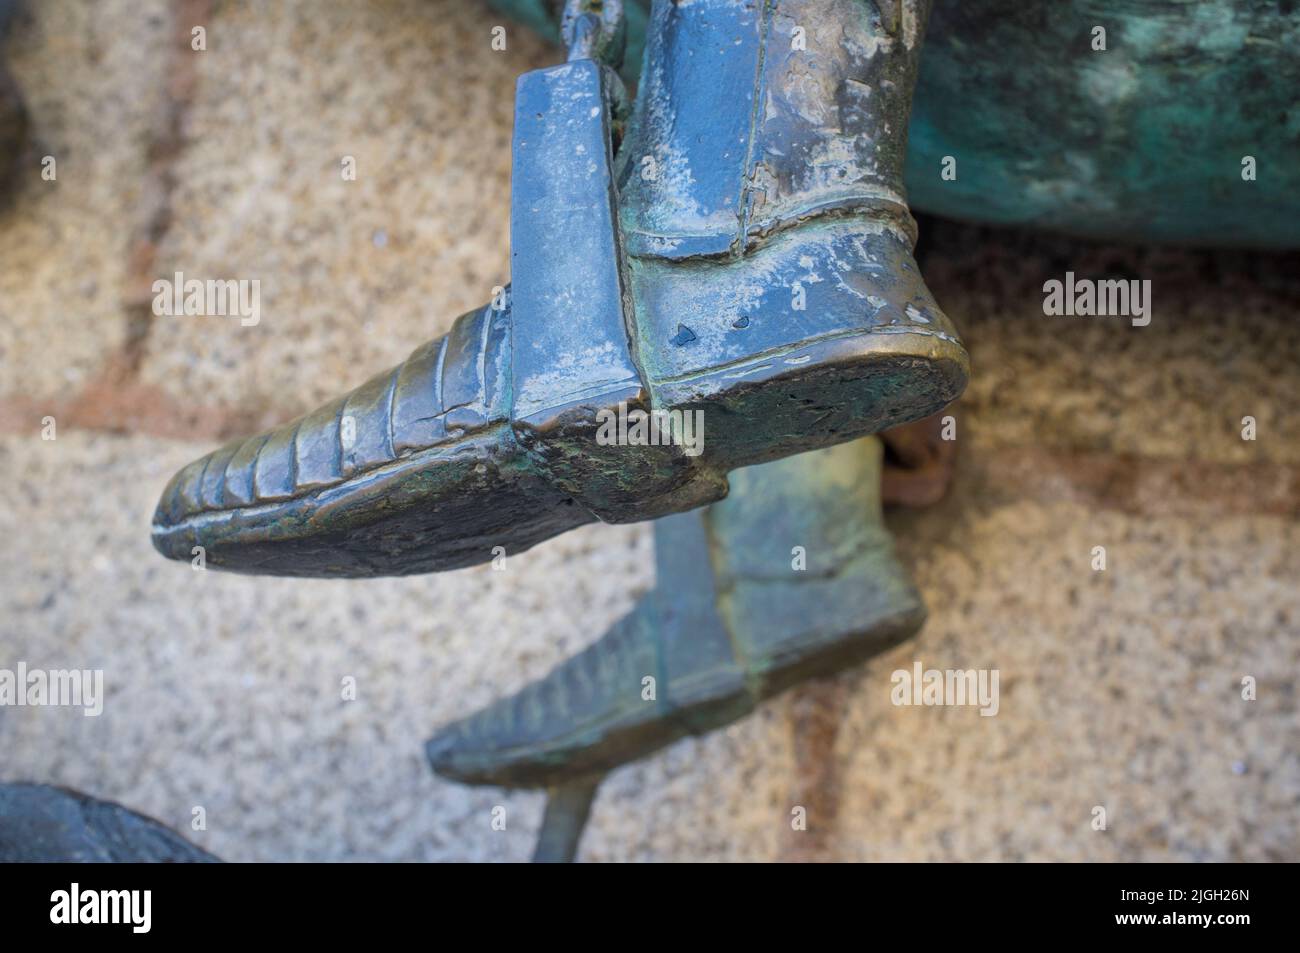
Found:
[561,0,626,69]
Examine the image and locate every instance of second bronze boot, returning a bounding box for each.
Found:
[425,436,925,789]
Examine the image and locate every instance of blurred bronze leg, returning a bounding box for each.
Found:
[881,412,958,507]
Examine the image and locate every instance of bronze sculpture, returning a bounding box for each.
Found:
[0,783,216,863]
[0,0,1284,868]
[428,436,925,861]
[144,0,964,862]
[500,0,1300,248]
[149,0,967,577]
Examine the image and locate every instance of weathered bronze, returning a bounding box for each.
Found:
[427,436,925,860]
[0,783,217,863]
[499,0,1300,248]
[151,0,966,577]
[137,0,966,862]
[881,412,957,507]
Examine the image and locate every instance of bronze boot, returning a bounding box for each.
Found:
[0,783,218,863]
[425,436,924,857]
[151,0,965,577]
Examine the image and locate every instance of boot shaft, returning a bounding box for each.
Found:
[618,0,932,259]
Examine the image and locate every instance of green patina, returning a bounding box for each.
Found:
[493,0,1300,247]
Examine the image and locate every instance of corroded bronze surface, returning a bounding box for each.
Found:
[500,0,1300,248]
[151,0,966,578]
[0,783,217,863]
[906,0,1300,247]
[427,436,925,856]
[427,437,923,782]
